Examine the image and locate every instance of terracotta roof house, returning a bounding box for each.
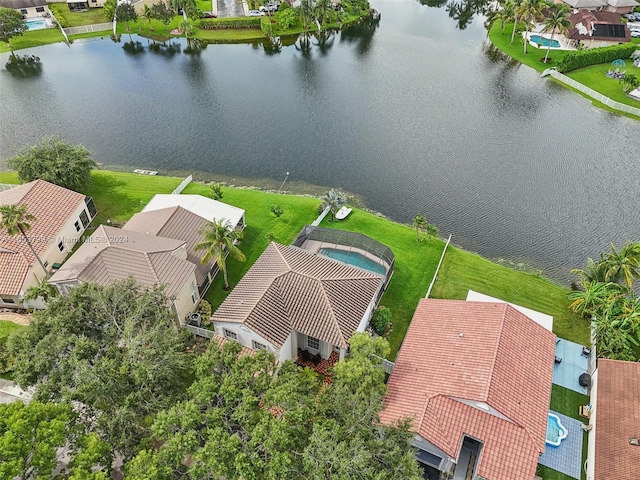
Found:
[0,0,50,19]
[0,180,97,309]
[380,299,557,480]
[49,225,199,322]
[585,359,640,480]
[210,238,391,362]
[567,9,631,46]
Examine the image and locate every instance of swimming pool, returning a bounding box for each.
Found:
[318,248,386,275]
[25,18,50,31]
[530,35,560,48]
[546,413,568,447]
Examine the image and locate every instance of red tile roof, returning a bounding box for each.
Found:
[594,359,640,480]
[380,299,556,480]
[0,180,86,295]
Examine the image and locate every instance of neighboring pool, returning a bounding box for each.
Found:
[318,248,387,275]
[25,18,50,31]
[530,35,560,48]
[546,413,568,447]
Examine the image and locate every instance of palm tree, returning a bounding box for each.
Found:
[426,223,439,241]
[620,74,640,93]
[541,5,571,63]
[510,0,524,45]
[195,218,246,290]
[486,0,515,35]
[22,277,58,304]
[299,0,314,29]
[314,0,333,27]
[567,280,624,318]
[320,189,347,222]
[0,204,47,275]
[412,214,427,241]
[601,242,640,290]
[143,4,153,30]
[571,256,608,285]
[516,0,544,53]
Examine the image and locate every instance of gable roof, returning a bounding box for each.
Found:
[124,206,213,286]
[380,299,556,480]
[607,0,639,6]
[563,0,607,8]
[211,242,383,349]
[49,225,194,298]
[0,0,48,9]
[0,180,86,295]
[141,194,245,229]
[594,359,640,480]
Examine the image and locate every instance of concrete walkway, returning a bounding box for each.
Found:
[0,379,32,404]
[0,312,31,326]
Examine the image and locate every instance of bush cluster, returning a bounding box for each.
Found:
[371,306,391,336]
[199,18,262,29]
[556,43,638,73]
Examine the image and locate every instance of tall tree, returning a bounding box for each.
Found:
[620,74,640,94]
[7,135,97,192]
[116,3,138,35]
[0,204,48,275]
[601,242,640,290]
[150,1,174,31]
[299,0,314,28]
[516,0,544,54]
[195,218,246,290]
[486,0,515,34]
[103,0,116,20]
[0,7,28,55]
[541,5,571,63]
[412,214,427,241]
[22,277,58,305]
[6,279,192,459]
[320,189,347,222]
[509,0,523,45]
[567,280,623,318]
[168,0,197,21]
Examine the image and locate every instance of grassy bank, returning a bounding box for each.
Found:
[0,170,588,359]
[488,22,640,119]
[49,2,109,27]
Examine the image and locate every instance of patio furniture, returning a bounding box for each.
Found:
[579,373,591,388]
[579,405,591,418]
[581,346,591,357]
[555,356,563,364]
[335,206,352,220]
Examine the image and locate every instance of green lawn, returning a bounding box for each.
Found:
[0,320,24,380]
[49,3,110,27]
[0,28,66,53]
[431,247,590,346]
[489,22,640,119]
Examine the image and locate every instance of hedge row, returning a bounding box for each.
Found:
[557,43,638,73]
[199,18,262,30]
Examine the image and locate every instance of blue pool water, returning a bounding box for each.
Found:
[319,248,386,275]
[25,19,49,31]
[530,35,560,48]
[546,413,568,447]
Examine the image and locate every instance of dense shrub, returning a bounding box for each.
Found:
[261,16,273,36]
[270,204,284,218]
[556,43,637,73]
[199,18,262,29]
[275,8,296,29]
[371,306,391,336]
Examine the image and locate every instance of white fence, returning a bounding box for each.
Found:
[425,234,452,299]
[63,23,114,36]
[185,324,215,338]
[543,69,640,117]
[172,175,193,194]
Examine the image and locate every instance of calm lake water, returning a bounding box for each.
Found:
[0,0,638,284]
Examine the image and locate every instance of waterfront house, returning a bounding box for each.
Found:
[567,9,631,47]
[49,225,199,322]
[0,0,50,18]
[561,0,639,13]
[210,228,393,361]
[0,180,97,309]
[380,299,556,479]
[584,359,640,480]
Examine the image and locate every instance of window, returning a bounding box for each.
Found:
[43,261,49,269]
[85,197,97,218]
[58,241,64,252]
[91,0,97,2]
[252,341,267,351]
[307,335,320,351]
[74,220,81,232]
[20,9,27,14]
[79,210,90,228]
[35,6,45,11]
[223,329,237,341]
[190,283,197,304]
[1,297,16,304]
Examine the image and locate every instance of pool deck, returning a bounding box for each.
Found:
[538,411,585,480]
[553,339,589,395]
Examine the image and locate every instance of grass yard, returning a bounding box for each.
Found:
[0,320,24,380]
[49,3,110,27]
[0,28,66,53]
[431,247,590,346]
[489,23,640,119]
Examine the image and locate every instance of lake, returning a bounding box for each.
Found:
[0,0,638,284]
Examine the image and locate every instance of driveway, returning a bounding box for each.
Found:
[216,0,247,18]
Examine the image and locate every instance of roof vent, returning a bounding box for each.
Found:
[459,333,464,338]
[630,437,640,446]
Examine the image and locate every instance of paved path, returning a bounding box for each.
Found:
[0,312,31,326]
[0,379,32,404]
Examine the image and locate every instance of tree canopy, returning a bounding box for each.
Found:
[6,279,193,458]
[125,333,422,479]
[7,135,97,192]
[0,7,27,49]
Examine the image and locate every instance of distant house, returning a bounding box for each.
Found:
[0,180,97,309]
[0,0,50,19]
[380,299,556,479]
[605,0,639,14]
[585,359,640,480]
[124,194,245,299]
[210,232,393,361]
[49,225,199,322]
[561,0,639,12]
[66,0,106,12]
[567,9,632,47]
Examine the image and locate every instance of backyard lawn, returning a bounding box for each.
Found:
[567,62,640,107]
[49,3,110,27]
[0,320,24,380]
[0,28,65,53]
